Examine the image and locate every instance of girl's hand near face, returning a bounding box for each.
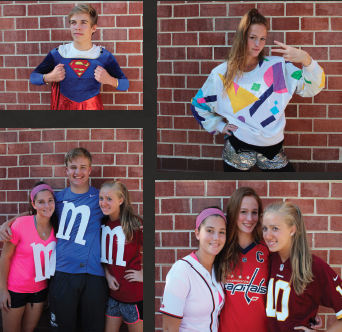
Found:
[222,123,238,136]
[124,269,143,283]
[271,41,312,67]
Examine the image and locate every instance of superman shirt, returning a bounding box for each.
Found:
[267,252,342,331]
[30,42,129,104]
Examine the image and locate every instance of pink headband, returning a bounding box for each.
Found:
[196,208,227,229]
[30,184,54,202]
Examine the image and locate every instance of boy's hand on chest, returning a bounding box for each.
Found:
[94,65,115,86]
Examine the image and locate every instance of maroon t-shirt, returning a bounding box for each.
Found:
[101,217,143,303]
[267,252,342,331]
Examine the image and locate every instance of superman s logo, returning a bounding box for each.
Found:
[69,60,90,78]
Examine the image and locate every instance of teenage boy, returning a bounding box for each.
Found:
[30,4,129,110]
[0,148,107,331]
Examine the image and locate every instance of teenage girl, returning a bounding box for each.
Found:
[0,181,58,332]
[99,180,143,332]
[191,8,325,172]
[218,187,269,331]
[159,206,227,332]
[263,202,342,331]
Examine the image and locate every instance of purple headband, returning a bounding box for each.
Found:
[30,184,54,202]
[196,208,227,229]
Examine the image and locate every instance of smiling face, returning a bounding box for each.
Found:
[99,187,123,221]
[195,215,226,257]
[70,13,96,45]
[237,196,259,236]
[262,212,296,260]
[31,190,55,219]
[66,156,91,192]
[246,23,267,60]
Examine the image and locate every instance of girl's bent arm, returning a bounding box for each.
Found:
[191,71,226,134]
[163,314,182,332]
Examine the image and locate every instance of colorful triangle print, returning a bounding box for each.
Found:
[263,62,288,94]
[219,73,259,114]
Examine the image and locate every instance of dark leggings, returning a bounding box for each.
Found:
[223,161,296,172]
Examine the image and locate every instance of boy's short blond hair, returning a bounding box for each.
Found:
[68,4,98,35]
[65,147,92,167]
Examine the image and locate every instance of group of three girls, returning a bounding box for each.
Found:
[0,180,143,332]
[160,186,342,331]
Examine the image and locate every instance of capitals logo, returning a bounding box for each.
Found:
[224,268,267,305]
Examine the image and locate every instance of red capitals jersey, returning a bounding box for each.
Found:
[219,240,269,332]
[267,252,342,331]
[100,217,143,303]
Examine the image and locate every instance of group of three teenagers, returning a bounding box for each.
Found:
[160,187,342,331]
[0,148,143,332]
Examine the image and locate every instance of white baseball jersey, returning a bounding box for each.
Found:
[159,252,225,331]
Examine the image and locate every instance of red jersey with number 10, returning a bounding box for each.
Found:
[100,218,143,303]
[219,240,269,332]
[267,252,342,331]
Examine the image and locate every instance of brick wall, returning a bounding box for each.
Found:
[0,1,143,110]
[157,1,342,172]
[0,127,143,332]
[155,180,342,330]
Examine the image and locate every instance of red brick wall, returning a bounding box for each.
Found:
[0,1,143,110]
[0,128,143,331]
[155,180,342,330]
[157,1,342,172]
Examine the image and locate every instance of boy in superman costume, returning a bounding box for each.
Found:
[30,4,129,110]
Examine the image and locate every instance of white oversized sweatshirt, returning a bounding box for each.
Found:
[191,56,325,146]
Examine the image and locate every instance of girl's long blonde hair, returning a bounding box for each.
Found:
[220,187,263,281]
[101,180,142,242]
[264,202,314,295]
[222,8,268,95]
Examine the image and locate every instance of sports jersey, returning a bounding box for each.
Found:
[267,252,342,331]
[159,252,225,332]
[30,42,129,110]
[219,240,269,332]
[8,216,56,293]
[191,56,325,146]
[101,217,143,303]
[54,186,105,276]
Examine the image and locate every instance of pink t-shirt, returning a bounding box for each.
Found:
[8,215,57,293]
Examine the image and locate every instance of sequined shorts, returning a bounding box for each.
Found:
[222,139,289,171]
